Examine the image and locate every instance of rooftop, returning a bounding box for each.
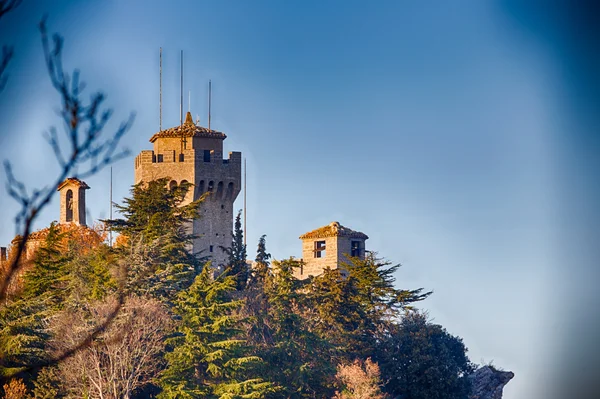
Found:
[149,112,227,143]
[299,221,369,240]
[57,177,90,191]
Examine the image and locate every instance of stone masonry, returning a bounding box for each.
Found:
[134,112,241,267]
[57,177,90,226]
[295,221,368,279]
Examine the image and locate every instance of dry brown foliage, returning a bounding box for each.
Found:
[2,378,27,399]
[334,358,388,399]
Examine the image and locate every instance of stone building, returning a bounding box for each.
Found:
[58,177,90,226]
[0,178,98,296]
[134,111,241,267]
[294,221,368,279]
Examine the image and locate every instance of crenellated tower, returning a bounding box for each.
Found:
[134,111,241,267]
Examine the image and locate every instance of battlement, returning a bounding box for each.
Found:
[135,149,241,169]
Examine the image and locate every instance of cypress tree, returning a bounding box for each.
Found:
[221,211,247,291]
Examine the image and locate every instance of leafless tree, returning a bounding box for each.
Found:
[0,16,134,380]
[52,296,171,399]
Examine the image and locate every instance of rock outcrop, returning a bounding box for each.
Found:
[469,366,514,399]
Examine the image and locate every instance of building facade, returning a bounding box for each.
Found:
[295,221,368,279]
[134,112,241,267]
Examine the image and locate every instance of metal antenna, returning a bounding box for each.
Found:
[180,50,183,126]
[109,167,113,247]
[189,90,191,113]
[208,80,212,131]
[244,157,247,247]
[180,50,184,155]
[159,47,162,131]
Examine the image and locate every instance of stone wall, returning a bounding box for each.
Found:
[134,139,241,268]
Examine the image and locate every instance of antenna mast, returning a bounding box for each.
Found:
[244,157,247,247]
[109,167,113,247]
[180,50,184,156]
[180,50,183,126]
[208,80,212,131]
[159,47,162,131]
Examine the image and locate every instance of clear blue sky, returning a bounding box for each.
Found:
[2,1,599,398]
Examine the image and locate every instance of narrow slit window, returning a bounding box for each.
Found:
[210,245,214,253]
[204,150,211,163]
[314,240,326,258]
[351,241,361,257]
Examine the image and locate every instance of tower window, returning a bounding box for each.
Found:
[314,240,326,258]
[351,241,361,257]
[179,153,185,162]
[204,150,211,163]
[210,245,214,253]
[65,189,73,222]
[157,154,164,163]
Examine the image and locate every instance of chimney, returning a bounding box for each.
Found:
[1,247,6,262]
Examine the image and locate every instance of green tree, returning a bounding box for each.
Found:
[159,264,274,399]
[221,211,248,291]
[253,234,271,282]
[307,253,431,360]
[108,178,203,301]
[260,258,335,398]
[374,312,474,399]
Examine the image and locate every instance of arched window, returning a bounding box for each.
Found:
[65,189,73,222]
[181,180,189,195]
[216,181,224,199]
[169,180,177,191]
[208,181,214,192]
[198,180,205,194]
[226,182,234,199]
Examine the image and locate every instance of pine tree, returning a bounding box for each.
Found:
[159,264,275,399]
[221,211,248,291]
[0,224,69,377]
[107,178,204,301]
[260,258,335,398]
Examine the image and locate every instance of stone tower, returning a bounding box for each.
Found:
[295,221,368,279]
[57,177,90,226]
[134,112,241,267]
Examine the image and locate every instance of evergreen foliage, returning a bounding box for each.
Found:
[374,312,474,399]
[159,264,275,399]
[107,177,203,301]
[221,211,248,291]
[260,258,336,398]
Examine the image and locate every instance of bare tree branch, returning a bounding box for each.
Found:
[0,16,134,381]
[0,0,22,91]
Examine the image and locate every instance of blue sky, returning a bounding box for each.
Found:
[2,1,600,398]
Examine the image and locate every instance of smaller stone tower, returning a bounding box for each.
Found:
[57,177,90,226]
[295,221,368,279]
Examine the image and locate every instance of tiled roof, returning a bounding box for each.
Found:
[299,221,368,240]
[57,177,90,191]
[12,223,99,242]
[149,112,226,143]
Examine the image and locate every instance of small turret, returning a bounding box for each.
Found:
[296,221,368,279]
[57,177,90,226]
